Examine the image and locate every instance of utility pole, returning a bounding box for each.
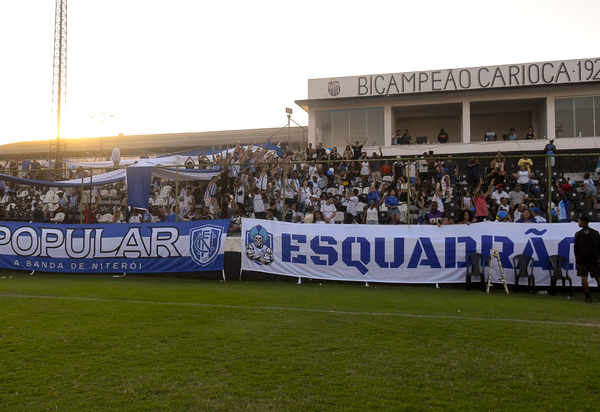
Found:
[49,0,67,174]
[286,107,293,148]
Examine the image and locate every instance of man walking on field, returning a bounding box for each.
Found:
[574,215,600,302]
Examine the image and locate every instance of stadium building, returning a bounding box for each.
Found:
[295,57,600,156]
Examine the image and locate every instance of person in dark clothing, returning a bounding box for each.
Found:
[345,136,369,160]
[574,215,600,302]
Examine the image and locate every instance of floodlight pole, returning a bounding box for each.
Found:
[50,0,67,176]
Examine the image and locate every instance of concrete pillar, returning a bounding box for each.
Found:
[462,100,471,143]
[546,97,555,140]
[384,105,393,146]
[308,109,316,146]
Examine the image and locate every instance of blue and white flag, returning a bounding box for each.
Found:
[0,220,229,274]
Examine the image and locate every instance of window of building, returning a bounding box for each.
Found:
[315,108,384,149]
[555,96,599,138]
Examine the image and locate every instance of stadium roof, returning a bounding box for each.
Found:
[0,126,308,159]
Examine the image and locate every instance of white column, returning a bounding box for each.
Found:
[462,100,471,143]
[546,97,555,140]
[308,109,316,146]
[384,105,393,146]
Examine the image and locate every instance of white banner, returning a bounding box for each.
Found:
[241,219,598,287]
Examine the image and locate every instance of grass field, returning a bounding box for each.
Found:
[0,271,599,411]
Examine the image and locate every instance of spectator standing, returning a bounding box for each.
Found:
[380,161,392,177]
[473,178,495,222]
[466,157,480,191]
[574,215,600,302]
[584,172,597,209]
[362,197,384,225]
[418,153,429,191]
[443,155,458,186]
[370,147,383,183]
[393,156,404,182]
[556,182,571,223]
[346,136,369,160]
[345,188,359,219]
[518,154,533,173]
[392,130,402,145]
[384,188,401,225]
[513,163,531,193]
[544,140,557,167]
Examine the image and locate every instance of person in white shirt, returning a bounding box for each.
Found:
[490,184,510,205]
[321,197,338,224]
[345,188,359,218]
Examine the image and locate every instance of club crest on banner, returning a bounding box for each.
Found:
[245,224,274,265]
[190,225,224,266]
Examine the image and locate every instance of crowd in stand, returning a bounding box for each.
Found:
[0,140,599,232]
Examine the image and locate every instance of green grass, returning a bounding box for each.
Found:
[0,272,599,411]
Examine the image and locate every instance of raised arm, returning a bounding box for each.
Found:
[485,179,496,197]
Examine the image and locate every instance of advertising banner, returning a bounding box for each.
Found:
[0,220,229,274]
[241,219,596,286]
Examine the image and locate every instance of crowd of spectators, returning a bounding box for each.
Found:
[0,141,598,232]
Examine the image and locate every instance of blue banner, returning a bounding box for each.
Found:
[126,166,152,209]
[0,220,229,274]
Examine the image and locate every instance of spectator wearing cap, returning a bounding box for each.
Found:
[531,207,546,223]
[490,184,509,205]
[496,210,511,222]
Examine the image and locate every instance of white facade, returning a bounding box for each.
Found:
[296,58,600,155]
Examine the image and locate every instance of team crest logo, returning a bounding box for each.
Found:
[190,225,224,266]
[327,79,341,97]
[245,224,274,265]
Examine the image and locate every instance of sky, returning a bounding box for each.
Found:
[1,0,599,146]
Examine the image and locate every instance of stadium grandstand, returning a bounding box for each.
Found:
[0,57,599,229]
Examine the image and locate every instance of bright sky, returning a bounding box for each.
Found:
[1,0,599,145]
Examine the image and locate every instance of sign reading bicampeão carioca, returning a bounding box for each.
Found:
[308,58,600,99]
